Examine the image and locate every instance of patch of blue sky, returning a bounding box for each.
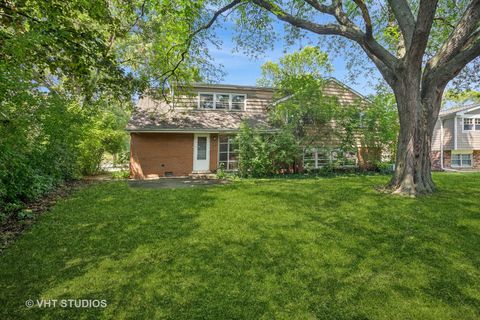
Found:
[208,19,381,96]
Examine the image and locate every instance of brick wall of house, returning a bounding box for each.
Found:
[210,134,218,172]
[431,151,441,170]
[444,150,451,168]
[432,150,480,170]
[130,132,194,179]
[474,150,480,168]
[430,150,453,170]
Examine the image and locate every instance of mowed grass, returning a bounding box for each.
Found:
[1,173,480,319]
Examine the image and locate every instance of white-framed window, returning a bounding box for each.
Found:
[451,153,472,167]
[231,95,246,110]
[215,94,230,109]
[218,135,238,170]
[303,148,356,169]
[463,118,480,131]
[199,93,214,109]
[198,93,246,110]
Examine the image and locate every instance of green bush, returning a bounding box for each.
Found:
[235,123,301,178]
[0,63,130,220]
[111,170,130,180]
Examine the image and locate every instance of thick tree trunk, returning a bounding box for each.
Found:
[387,75,442,196]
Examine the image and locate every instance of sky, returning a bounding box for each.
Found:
[207,21,382,96]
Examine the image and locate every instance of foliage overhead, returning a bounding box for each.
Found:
[0,0,223,216]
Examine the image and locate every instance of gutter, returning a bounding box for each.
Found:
[126,128,279,134]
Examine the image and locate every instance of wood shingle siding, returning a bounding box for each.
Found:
[172,86,274,113]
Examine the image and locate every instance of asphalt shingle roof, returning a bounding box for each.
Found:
[126,96,272,132]
[440,104,480,117]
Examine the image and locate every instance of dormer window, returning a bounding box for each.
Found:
[231,95,246,110]
[199,94,214,109]
[198,93,246,111]
[215,94,230,109]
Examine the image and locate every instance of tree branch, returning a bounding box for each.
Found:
[352,0,372,39]
[408,0,439,62]
[252,0,397,71]
[304,0,334,14]
[158,0,243,103]
[426,0,480,70]
[387,0,415,48]
[424,35,480,90]
[252,0,359,39]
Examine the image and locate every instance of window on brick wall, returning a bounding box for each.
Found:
[218,135,238,170]
[451,153,472,167]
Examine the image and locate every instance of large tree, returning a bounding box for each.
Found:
[167,0,480,196]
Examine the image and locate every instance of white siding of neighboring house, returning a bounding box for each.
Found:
[431,119,442,151]
[457,108,480,150]
[443,117,455,150]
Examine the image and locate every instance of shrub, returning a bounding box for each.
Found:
[236,123,301,177]
[111,170,130,180]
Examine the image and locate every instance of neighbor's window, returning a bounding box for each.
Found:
[198,93,246,110]
[199,94,214,109]
[464,118,474,131]
[219,135,238,170]
[463,118,480,131]
[451,153,472,167]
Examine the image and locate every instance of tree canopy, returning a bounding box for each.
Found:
[172,0,479,195]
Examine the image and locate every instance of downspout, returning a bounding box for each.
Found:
[454,115,458,150]
[440,118,444,170]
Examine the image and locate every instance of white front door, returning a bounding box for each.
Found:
[193,134,210,172]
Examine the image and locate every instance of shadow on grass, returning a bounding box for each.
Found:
[0,174,479,319]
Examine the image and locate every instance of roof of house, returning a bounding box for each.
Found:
[127,79,368,132]
[440,104,480,117]
[189,83,274,91]
[126,96,272,132]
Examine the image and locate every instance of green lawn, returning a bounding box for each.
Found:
[1,174,480,319]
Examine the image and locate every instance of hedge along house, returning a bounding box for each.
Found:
[126,80,370,179]
[431,104,480,171]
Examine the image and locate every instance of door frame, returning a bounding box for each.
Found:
[193,133,210,172]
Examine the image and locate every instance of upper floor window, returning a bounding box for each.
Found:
[463,118,480,131]
[231,95,246,110]
[199,94,214,109]
[198,93,246,110]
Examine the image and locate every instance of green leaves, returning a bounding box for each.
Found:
[235,122,301,177]
[258,46,332,90]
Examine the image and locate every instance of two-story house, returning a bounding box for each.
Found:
[431,104,480,170]
[126,80,368,179]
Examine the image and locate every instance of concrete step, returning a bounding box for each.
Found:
[188,172,217,180]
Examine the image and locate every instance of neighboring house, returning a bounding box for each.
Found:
[126,79,368,179]
[431,104,480,170]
